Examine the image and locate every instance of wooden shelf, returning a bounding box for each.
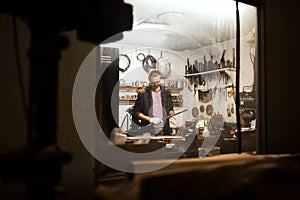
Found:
[119,86,143,92]
[168,88,182,94]
[119,86,182,105]
[119,99,135,105]
[119,86,182,94]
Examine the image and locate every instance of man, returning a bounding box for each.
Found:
[132,69,174,135]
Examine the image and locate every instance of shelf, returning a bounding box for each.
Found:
[119,85,182,105]
[119,99,135,105]
[119,86,143,92]
[119,100,183,107]
[184,67,235,77]
[168,88,182,94]
[119,86,182,94]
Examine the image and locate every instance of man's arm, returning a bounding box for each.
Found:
[137,112,151,123]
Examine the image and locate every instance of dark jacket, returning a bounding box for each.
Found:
[132,85,173,135]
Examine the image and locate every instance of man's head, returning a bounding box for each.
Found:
[148,69,161,85]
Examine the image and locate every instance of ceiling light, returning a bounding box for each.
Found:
[156,11,185,25]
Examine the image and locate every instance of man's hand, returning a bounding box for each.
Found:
[150,117,163,125]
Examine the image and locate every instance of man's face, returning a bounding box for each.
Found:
[149,73,161,85]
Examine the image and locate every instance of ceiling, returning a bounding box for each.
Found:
[105,0,257,52]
